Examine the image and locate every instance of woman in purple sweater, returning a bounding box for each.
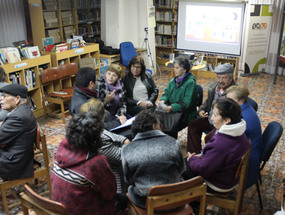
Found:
[185,97,250,193]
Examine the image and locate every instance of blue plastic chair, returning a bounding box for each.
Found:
[248,97,258,112]
[120,41,137,67]
[256,121,283,209]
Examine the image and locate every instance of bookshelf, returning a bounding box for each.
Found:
[28,0,101,50]
[201,54,239,80]
[154,0,178,64]
[77,0,101,43]
[0,55,51,118]
[42,43,100,75]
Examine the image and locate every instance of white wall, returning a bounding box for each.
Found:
[101,0,156,73]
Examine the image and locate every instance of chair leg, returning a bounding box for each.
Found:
[256,182,263,210]
[60,102,66,124]
[1,186,10,215]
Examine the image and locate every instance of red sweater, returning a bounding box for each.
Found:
[51,138,117,215]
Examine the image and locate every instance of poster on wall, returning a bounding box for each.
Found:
[245,5,273,74]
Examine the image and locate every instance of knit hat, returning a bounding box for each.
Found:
[0,84,28,98]
[214,63,234,74]
[106,63,122,78]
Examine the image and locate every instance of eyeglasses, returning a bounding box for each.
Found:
[131,65,142,70]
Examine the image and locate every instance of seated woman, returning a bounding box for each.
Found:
[122,110,185,208]
[51,112,128,215]
[226,85,262,189]
[80,98,130,193]
[158,56,198,137]
[184,98,250,193]
[96,63,127,122]
[121,56,158,116]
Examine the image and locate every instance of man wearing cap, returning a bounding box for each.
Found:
[0,84,37,180]
[187,63,236,153]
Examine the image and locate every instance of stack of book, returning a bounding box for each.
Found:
[62,11,74,25]
[47,29,61,44]
[9,72,22,84]
[25,69,36,89]
[43,0,58,10]
[60,0,72,10]
[90,10,100,21]
[64,26,75,40]
[44,12,58,27]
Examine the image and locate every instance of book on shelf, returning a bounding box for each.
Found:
[9,72,22,84]
[2,47,21,63]
[21,46,41,59]
[28,96,36,111]
[25,69,36,89]
[55,43,69,53]
[163,25,172,35]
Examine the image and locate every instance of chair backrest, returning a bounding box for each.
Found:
[59,62,78,77]
[146,176,207,215]
[120,41,137,67]
[247,97,258,112]
[21,184,67,215]
[41,67,62,84]
[260,121,283,169]
[197,84,203,107]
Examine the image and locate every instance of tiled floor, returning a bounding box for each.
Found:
[1,68,284,215]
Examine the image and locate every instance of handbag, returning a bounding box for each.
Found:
[155,110,183,133]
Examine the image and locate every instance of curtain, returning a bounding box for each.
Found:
[0,0,27,47]
[265,0,285,76]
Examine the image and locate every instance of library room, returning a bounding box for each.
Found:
[0,0,284,214]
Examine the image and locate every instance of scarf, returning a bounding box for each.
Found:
[77,86,97,98]
[175,72,191,87]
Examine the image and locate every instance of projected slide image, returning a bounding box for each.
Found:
[185,5,241,44]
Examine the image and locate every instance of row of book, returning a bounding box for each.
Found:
[62,11,74,25]
[77,0,100,9]
[8,70,36,89]
[156,24,176,35]
[155,35,176,47]
[46,29,61,44]
[154,0,178,8]
[60,0,73,10]
[44,11,58,28]
[42,0,58,10]
[0,46,41,64]
[156,11,177,22]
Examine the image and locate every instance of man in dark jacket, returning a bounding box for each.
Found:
[0,84,37,180]
[187,63,236,153]
[69,67,124,130]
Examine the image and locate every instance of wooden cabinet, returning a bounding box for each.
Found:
[154,0,178,64]
[43,43,100,74]
[28,0,101,50]
[0,55,51,118]
[77,0,101,42]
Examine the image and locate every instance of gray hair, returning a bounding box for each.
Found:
[174,56,191,72]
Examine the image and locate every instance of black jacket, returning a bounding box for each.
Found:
[121,71,158,106]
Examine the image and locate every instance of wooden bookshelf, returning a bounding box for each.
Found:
[42,43,100,74]
[28,0,101,50]
[154,0,178,64]
[0,55,51,118]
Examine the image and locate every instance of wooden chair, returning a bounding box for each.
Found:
[128,176,207,215]
[40,62,78,124]
[206,149,251,215]
[20,184,67,215]
[0,126,52,214]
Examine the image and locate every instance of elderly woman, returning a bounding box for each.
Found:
[184,98,250,193]
[79,98,130,193]
[159,56,198,137]
[96,63,127,122]
[226,85,262,189]
[122,110,185,208]
[51,112,128,215]
[121,56,158,116]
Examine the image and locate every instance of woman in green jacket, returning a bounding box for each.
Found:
[159,56,198,138]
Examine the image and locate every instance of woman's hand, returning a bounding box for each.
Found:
[187,152,196,161]
[105,90,116,103]
[139,101,152,107]
[165,105,173,113]
[124,139,131,145]
[117,115,127,124]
